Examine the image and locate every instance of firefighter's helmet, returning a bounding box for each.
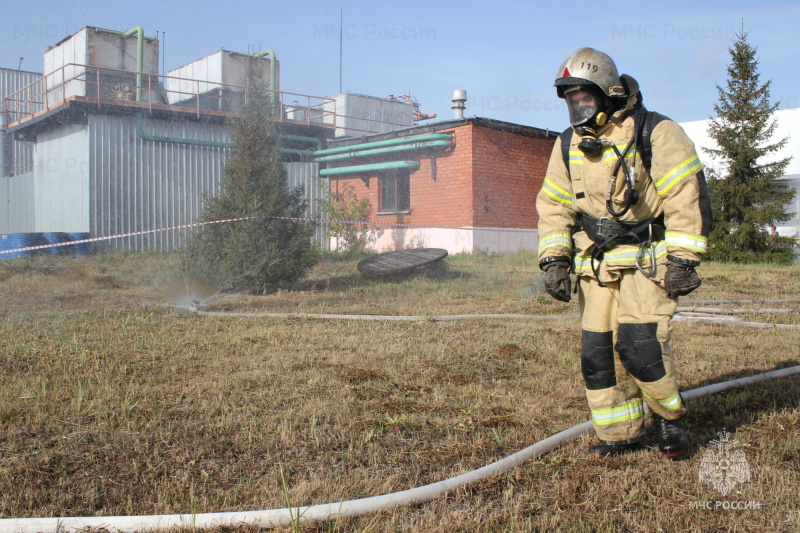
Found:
[554,47,626,99]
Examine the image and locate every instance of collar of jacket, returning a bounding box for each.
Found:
[595,93,640,137]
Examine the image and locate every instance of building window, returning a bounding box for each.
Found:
[379,169,410,213]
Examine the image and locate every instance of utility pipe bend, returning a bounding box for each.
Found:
[251,50,277,102]
[2,365,798,533]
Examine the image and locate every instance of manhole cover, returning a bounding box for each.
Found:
[357,248,448,277]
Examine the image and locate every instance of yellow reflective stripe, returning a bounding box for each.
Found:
[568,151,584,165]
[573,243,667,270]
[568,147,639,165]
[604,242,668,263]
[602,147,639,162]
[644,390,683,411]
[542,177,573,205]
[591,399,647,425]
[665,232,707,252]
[655,155,702,195]
[539,233,572,252]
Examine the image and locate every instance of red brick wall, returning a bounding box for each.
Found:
[471,125,552,229]
[407,126,474,227]
[326,123,553,230]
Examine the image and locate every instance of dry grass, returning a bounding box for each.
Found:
[0,253,798,533]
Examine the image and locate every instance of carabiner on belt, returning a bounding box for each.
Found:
[635,224,656,277]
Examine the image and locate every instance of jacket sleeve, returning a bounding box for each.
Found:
[649,120,711,263]
[536,135,579,263]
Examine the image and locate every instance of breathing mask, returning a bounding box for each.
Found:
[564,87,609,156]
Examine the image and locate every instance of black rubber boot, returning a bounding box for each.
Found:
[653,414,685,459]
[588,440,641,458]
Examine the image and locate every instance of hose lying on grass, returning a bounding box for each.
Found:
[2,365,798,533]
[175,296,800,330]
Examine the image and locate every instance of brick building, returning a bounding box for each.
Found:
[320,117,558,255]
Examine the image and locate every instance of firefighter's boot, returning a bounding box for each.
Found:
[588,440,641,458]
[653,414,685,459]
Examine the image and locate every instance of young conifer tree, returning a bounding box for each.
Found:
[185,65,318,293]
[705,30,795,263]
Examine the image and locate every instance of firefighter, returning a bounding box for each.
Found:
[536,47,711,458]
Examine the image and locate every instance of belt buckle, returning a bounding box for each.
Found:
[597,217,611,240]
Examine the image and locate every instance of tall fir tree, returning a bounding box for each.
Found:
[185,65,318,293]
[705,30,795,263]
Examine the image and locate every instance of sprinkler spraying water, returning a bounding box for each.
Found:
[149,269,223,314]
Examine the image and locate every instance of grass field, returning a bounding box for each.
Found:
[0,252,798,532]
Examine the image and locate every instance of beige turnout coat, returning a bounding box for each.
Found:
[536,97,708,279]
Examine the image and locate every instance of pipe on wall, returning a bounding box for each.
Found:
[95,27,154,102]
[135,114,321,157]
[314,140,453,163]
[251,49,277,104]
[0,112,7,178]
[313,133,453,157]
[123,27,145,102]
[319,160,420,176]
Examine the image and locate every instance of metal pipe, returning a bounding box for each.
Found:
[123,27,144,102]
[319,160,420,176]
[136,114,318,156]
[313,133,453,157]
[2,364,797,532]
[314,140,454,163]
[95,27,154,102]
[136,113,233,148]
[0,112,7,178]
[281,134,322,150]
[252,50,277,104]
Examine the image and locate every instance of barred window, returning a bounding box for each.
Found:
[379,169,410,213]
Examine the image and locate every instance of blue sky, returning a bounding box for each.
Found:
[2,0,798,131]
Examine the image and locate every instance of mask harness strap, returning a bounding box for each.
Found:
[604,137,637,217]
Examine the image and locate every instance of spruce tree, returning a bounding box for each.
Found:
[705,30,795,263]
[185,72,318,294]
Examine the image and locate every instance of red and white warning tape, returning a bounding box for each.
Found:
[0,215,537,255]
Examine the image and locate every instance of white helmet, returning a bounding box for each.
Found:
[554,47,626,99]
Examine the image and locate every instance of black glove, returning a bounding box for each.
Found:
[665,255,702,299]
[540,257,572,302]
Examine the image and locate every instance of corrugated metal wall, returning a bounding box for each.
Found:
[87,114,326,251]
[34,123,90,232]
[1,68,41,176]
[285,161,327,248]
[0,171,35,233]
[89,114,230,251]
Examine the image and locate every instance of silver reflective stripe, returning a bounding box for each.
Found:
[539,233,572,253]
[591,399,647,426]
[644,390,683,411]
[665,232,707,252]
[655,155,702,195]
[602,146,639,162]
[604,242,668,264]
[542,177,573,205]
[568,151,584,165]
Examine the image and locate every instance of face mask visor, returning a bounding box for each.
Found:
[565,88,600,127]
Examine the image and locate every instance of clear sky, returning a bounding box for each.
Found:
[1,0,797,132]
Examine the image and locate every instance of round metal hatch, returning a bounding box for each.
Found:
[357,248,448,277]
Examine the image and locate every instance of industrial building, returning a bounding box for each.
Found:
[8,25,794,260]
[0,24,560,257]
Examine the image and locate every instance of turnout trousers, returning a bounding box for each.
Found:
[578,268,687,443]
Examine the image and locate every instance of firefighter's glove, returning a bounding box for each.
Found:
[665,255,702,299]
[540,257,572,303]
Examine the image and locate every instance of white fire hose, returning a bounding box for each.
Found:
[2,365,798,533]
